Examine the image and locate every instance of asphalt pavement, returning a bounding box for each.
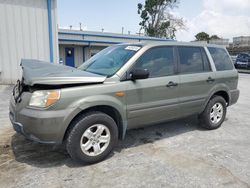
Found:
[0,74,250,188]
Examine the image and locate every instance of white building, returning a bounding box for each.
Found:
[233,36,250,47]
[0,0,58,84]
[191,39,230,48]
[209,39,230,47]
[58,29,171,68]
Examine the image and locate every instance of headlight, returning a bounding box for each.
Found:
[29,90,60,108]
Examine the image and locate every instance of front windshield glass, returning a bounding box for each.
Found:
[78,45,141,76]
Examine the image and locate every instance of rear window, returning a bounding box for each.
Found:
[208,47,234,71]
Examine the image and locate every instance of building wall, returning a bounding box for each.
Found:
[0,0,58,84]
[209,39,229,47]
[58,29,171,44]
[233,36,250,47]
[84,46,106,60]
[58,29,172,68]
[59,45,107,67]
[59,45,84,67]
[191,39,230,47]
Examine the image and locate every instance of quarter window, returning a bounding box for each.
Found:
[133,47,175,78]
[208,47,234,71]
[178,47,205,74]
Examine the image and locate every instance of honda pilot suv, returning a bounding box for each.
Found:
[9,42,239,163]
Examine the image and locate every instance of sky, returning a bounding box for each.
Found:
[58,0,250,41]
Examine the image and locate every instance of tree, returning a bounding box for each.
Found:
[137,0,185,39]
[210,35,221,40]
[195,32,221,42]
[195,32,210,41]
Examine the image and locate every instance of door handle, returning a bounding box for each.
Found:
[206,77,215,83]
[166,81,178,87]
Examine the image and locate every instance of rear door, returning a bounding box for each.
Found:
[177,46,216,116]
[125,46,181,129]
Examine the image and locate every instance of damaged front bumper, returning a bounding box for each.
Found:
[9,94,75,145]
[9,111,55,144]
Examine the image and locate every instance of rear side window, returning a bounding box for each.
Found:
[208,47,233,71]
[134,46,175,78]
[178,47,207,74]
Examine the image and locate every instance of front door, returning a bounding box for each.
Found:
[65,48,75,67]
[125,46,181,129]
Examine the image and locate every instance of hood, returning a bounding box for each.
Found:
[21,59,106,86]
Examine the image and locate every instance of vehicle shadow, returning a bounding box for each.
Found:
[11,115,203,168]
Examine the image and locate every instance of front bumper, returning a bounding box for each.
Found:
[9,96,76,144]
[9,112,56,144]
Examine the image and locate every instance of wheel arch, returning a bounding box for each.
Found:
[203,89,230,113]
[212,90,229,105]
[63,105,126,142]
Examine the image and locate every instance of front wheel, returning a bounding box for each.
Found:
[199,96,227,130]
[66,111,118,164]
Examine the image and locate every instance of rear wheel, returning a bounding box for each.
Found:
[199,96,227,130]
[66,111,118,164]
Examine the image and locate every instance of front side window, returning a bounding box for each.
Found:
[178,47,204,74]
[208,47,234,71]
[78,45,141,76]
[133,46,175,78]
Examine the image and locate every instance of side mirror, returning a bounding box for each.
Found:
[130,69,149,80]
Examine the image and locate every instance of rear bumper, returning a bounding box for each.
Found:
[230,89,240,106]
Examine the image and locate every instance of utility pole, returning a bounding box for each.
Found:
[79,22,82,31]
[136,28,143,36]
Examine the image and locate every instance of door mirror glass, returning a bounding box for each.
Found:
[130,69,149,80]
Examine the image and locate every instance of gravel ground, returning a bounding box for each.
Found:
[0,74,250,188]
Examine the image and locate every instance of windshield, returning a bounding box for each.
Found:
[78,45,141,76]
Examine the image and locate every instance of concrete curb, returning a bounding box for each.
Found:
[237,69,250,74]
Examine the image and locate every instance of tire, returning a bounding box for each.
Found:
[199,96,227,130]
[66,111,118,164]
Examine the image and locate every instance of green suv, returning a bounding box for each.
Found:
[9,42,239,163]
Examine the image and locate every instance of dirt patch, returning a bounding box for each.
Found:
[0,128,27,186]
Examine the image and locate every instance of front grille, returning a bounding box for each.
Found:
[13,80,23,103]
